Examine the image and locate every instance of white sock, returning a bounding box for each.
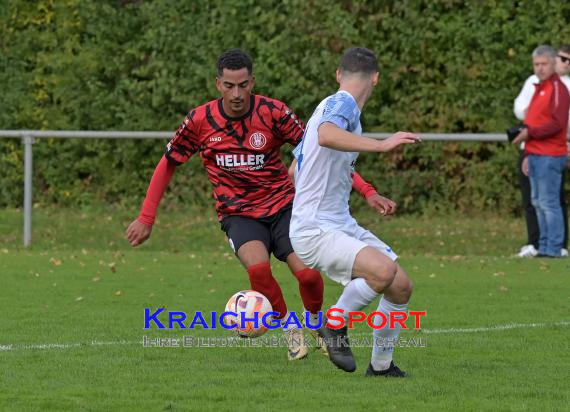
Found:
[330,278,378,327]
[281,311,302,331]
[371,297,408,371]
[303,309,320,327]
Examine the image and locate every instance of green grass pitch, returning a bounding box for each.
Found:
[1,206,569,411]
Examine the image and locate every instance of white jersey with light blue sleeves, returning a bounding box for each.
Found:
[290,90,362,237]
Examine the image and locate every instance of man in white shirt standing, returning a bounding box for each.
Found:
[513,45,570,258]
[290,47,420,375]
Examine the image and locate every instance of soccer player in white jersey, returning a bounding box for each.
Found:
[289,47,420,376]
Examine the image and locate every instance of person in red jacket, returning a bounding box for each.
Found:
[126,49,395,360]
[513,45,570,258]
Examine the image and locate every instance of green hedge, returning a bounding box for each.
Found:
[1,0,569,213]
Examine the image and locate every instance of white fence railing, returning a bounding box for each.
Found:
[0,130,509,247]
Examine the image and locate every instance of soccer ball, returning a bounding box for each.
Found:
[224,290,273,338]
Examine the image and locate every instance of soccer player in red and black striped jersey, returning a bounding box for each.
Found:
[126,49,392,360]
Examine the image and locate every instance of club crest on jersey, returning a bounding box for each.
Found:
[249,132,267,149]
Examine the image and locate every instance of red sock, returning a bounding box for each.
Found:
[247,262,288,319]
[293,268,323,314]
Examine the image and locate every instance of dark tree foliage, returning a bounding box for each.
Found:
[1,0,569,213]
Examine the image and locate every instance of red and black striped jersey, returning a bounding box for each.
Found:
[165,95,304,220]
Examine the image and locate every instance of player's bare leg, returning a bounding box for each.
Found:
[351,246,398,292]
[237,241,307,360]
[382,264,413,305]
[236,240,270,267]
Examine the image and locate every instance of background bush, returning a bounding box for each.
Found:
[1,0,569,213]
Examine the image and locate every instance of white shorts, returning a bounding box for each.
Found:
[290,223,398,286]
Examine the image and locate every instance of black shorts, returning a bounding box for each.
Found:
[220,204,294,262]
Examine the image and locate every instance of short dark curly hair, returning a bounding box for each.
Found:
[339,47,378,75]
[217,49,253,76]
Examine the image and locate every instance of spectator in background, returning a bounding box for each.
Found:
[512,45,570,258]
[513,44,570,258]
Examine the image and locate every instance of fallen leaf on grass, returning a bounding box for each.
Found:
[113,290,124,297]
[49,258,62,266]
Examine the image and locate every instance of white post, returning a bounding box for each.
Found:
[22,134,35,247]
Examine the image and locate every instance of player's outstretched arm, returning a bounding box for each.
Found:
[366,193,397,216]
[126,220,152,247]
[318,122,420,152]
[352,172,397,215]
[126,156,176,247]
[378,131,422,151]
[352,171,377,200]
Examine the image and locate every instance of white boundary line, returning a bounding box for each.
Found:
[0,340,140,352]
[350,320,570,336]
[1,321,568,352]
